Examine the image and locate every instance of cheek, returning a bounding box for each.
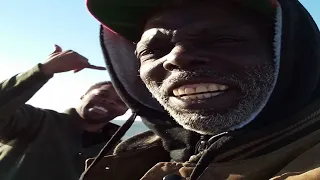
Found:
[239,42,273,66]
[114,106,128,115]
[139,64,150,83]
[234,54,269,67]
[218,46,272,67]
[120,107,128,114]
[82,95,92,103]
[239,50,273,67]
[139,60,166,84]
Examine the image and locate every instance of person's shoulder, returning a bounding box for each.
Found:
[21,104,59,116]
[113,130,163,154]
[26,105,70,123]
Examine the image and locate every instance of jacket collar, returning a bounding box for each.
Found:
[64,108,120,147]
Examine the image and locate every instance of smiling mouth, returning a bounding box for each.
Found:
[88,106,109,115]
[94,106,108,112]
[172,83,229,100]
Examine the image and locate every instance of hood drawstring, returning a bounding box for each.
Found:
[190,131,230,180]
[79,112,137,180]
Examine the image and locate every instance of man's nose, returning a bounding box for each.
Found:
[163,45,208,71]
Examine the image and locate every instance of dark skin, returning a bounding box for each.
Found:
[76,84,128,132]
[137,1,273,109]
[136,1,275,134]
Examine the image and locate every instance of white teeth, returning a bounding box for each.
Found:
[178,88,185,95]
[190,95,197,99]
[94,106,108,113]
[212,91,223,97]
[172,83,229,99]
[203,93,211,98]
[196,94,204,99]
[185,88,195,94]
[219,85,228,91]
[208,84,218,92]
[196,86,207,93]
[180,92,223,100]
[173,89,179,96]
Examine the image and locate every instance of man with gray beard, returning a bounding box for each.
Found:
[143,65,275,135]
[82,0,320,180]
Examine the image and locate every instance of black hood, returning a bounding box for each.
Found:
[99,0,320,162]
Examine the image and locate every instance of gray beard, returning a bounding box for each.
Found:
[143,63,276,135]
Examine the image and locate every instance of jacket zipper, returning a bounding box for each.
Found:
[194,131,229,155]
[195,135,209,154]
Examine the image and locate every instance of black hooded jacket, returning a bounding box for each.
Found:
[81,0,320,179]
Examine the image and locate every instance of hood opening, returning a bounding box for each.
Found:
[96,0,320,171]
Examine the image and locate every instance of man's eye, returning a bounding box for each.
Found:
[141,48,164,55]
[140,49,154,56]
[139,49,166,60]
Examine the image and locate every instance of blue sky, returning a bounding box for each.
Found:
[0,0,319,120]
